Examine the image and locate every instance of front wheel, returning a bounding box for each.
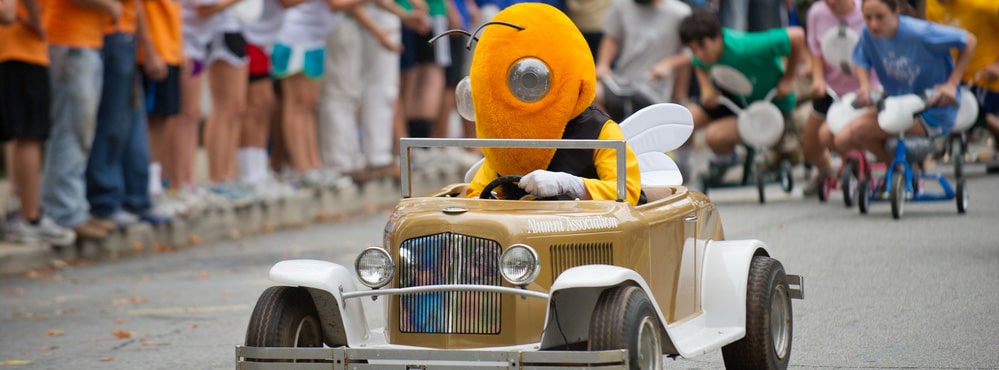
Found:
[890,167,906,220]
[245,286,324,349]
[722,256,793,370]
[956,178,968,214]
[589,286,663,370]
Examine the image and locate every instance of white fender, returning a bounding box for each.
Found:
[541,265,680,353]
[665,239,768,358]
[269,259,381,347]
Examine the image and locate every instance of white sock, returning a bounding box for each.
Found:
[237,148,255,185]
[149,162,163,196]
[251,148,271,184]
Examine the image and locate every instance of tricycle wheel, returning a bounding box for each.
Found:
[755,163,766,204]
[589,286,663,370]
[956,177,968,214]
[951,135,964,179]
[722,256,792,370]
[841,161,858,208]
[245,286,324,348]
[890,167,905,220]
[858,180,870,215]
[779,160,793,194]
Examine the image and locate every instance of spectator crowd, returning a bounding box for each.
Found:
[1,0,996,247]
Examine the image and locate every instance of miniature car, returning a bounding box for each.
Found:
[236,104,804,369]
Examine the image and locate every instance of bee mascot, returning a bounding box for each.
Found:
[458,3,643,204]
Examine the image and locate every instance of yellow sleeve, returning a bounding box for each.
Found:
[582,121,642,205]
[465,158,499,199]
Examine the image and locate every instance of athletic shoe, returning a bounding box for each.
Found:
[5,217,77,246]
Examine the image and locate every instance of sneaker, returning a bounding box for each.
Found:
[802,171,827,198]
[34,218,76,246]
[74,222,109,240]
[101,209,140,229]
[132,206,172,225]
[87,218,118,232]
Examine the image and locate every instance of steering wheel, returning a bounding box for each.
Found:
[479,175,530,200]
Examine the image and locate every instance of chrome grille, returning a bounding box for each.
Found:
[399,233,501,334]
[550,243,613,281]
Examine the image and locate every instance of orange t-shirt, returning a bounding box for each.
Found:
[105,0,137,34]
[138,0,183,65]
[0,2,49,65]
[45,0,107,49]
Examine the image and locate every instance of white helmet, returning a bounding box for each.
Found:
[738,101,784,148]
[819,23,860,75]
[827,92,866,134]
[953,86,979,132]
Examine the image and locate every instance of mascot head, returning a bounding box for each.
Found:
[467,3,596,176]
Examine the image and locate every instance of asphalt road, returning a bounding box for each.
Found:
[1,165,997,369]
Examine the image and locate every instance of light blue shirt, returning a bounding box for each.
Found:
[852,15,967,132]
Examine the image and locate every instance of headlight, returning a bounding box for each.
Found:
[355,247,394,288]
[500,244,540,286]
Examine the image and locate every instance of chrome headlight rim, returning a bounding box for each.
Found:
[355,247,395,288]
[499,244,540,286]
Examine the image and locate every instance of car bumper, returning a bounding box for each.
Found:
[235,345,629,369]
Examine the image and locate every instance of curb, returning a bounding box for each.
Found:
[0,164,465,278]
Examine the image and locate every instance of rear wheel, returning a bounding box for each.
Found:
[858,180,870,215]
[722,256,793,370]
[589,286,663,370]
[245,286,324,350]
[951,136,964,179]
[890,167,906,220]
[841,161,858,208]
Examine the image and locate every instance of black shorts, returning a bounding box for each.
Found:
[811,93,833,117]
[142,64,181,117]
[600,79,655,122]
[0,61,51,142]
[444,38,467,87]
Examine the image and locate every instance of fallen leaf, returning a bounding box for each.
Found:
[195,272,209,280]
[93,337,111,343]
[112,296,147,306]
[115,318,129,324]
[0,360,32,365]
[54,308,77,316]
[112,330,131,339]
[4,288,24,296]
[140,341,157,346]
[98,357,114,362]
[132,241,144,253]
[45,329,64,337]
[40,345,59,351]
[51,259,70,269]
[188,233,203,245]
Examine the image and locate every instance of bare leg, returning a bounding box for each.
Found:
[174,60,202,190]
[704,116,741,155]
[802,113,832,172]
[242,78,275,149]
[11,139,42,221]
[204,60,248,183]
[280,74,322,173]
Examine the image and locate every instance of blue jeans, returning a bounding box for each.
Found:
[718,0,788,32]
[41,46,103,228]
[86,33,152,217]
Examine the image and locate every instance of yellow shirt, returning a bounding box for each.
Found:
[926,0,999,91]
[466,120,643,205]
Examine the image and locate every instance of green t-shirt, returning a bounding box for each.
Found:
[427,0,446,16]
[692,28,796,113]
[396,0,413,11]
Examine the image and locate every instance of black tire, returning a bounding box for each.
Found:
[245,286,324,349]
[841,161,858,208]
[589,286,663,370]
[722,256,793,370]
[779,160,793,194]
[756,163,766,204]
[952,136,964,179]
[858,180,870,215]
[890,167,905,220]
[956,177,968,214]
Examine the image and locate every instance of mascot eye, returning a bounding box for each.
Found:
[507,57,551,103]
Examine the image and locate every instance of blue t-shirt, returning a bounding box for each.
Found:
[852,15,968,132]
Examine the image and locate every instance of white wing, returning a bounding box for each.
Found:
[618,103,694,186]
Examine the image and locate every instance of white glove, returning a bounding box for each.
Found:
[519,170,586,199]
